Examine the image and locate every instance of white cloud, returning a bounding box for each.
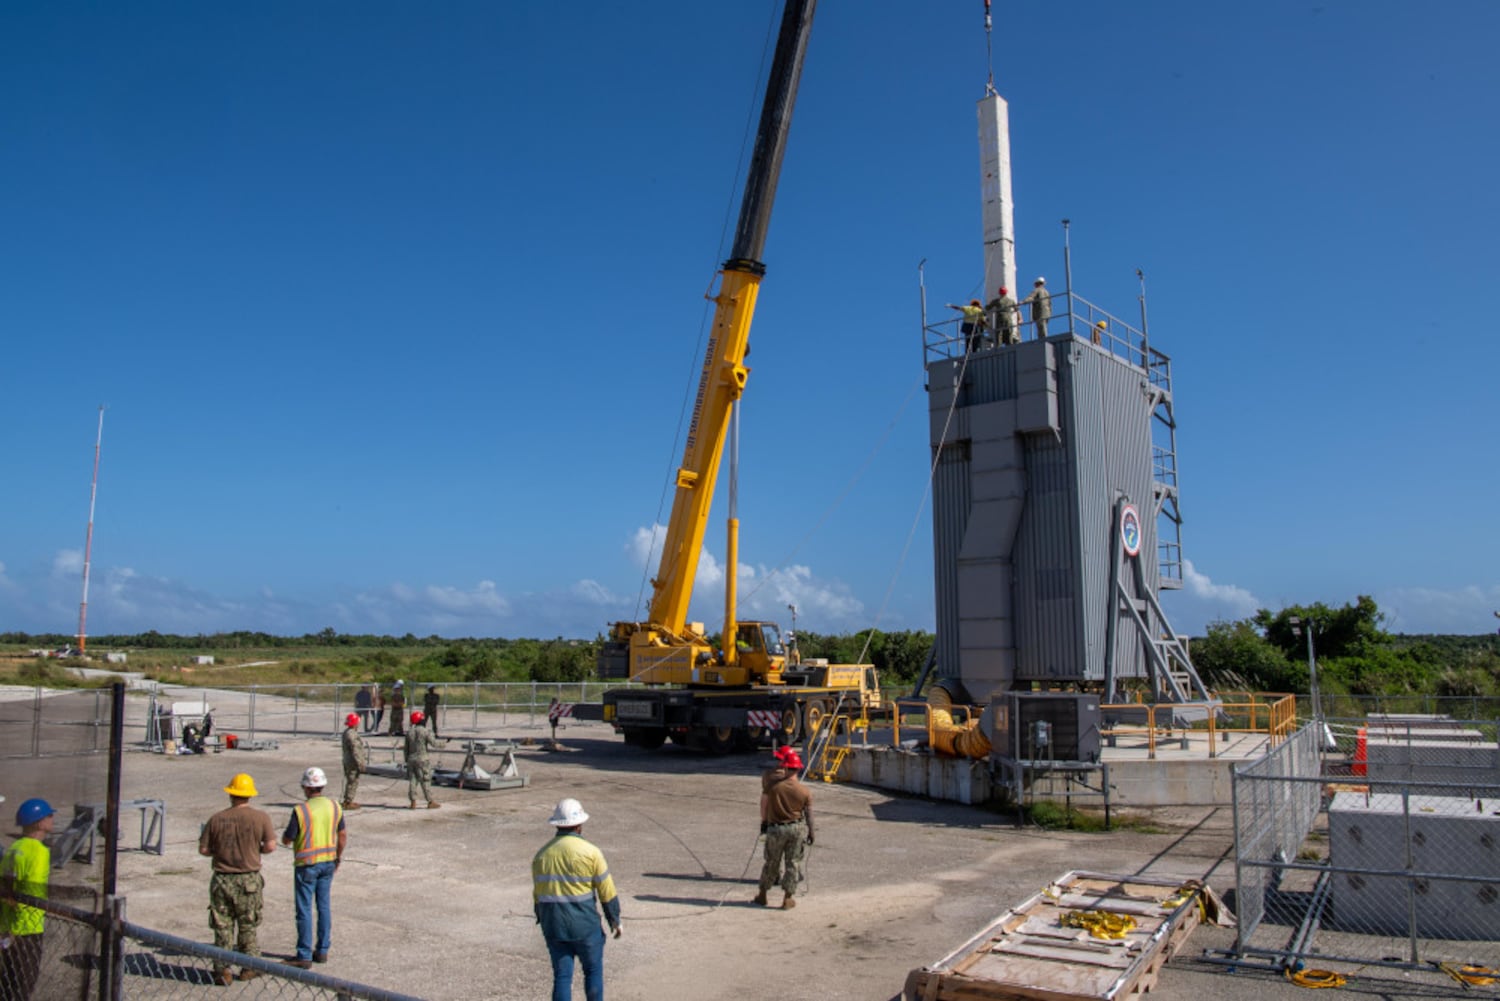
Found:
[52,549,83,576]
[1159,560,1262,635]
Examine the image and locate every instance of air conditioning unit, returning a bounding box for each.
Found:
[989,693,1102,763]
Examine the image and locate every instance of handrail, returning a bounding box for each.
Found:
[922,290,1169,373]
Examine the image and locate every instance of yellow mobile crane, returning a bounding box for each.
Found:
[578,0,880,753]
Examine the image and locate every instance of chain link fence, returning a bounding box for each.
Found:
[1227,716,1500,973]
[3,893,425,1001]
[130,681,630,749]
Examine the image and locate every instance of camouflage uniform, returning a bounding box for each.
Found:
[341,726,368,805]
[404,723,438,805]
[986,292,1020,345]
[208,871,264,960]
[759,822,807,896]
[1022,284,1051,338]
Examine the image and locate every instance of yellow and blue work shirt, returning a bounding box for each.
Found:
[285,798,344,866]
[0,836,50,935]
[532,832,619,942]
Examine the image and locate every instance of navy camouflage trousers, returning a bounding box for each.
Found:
[758,821,806,895]
[208,871,264,967]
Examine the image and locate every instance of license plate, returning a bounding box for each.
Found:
[615,701,654,721]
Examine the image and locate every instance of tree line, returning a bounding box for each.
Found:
[8,599,1496,696]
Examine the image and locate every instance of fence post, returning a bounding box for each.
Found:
[333,684,343,735]
[1401,786,1419,964]
[530,682,537,727]
[293,686,300,735]
[249,686,258,742]
[98,894,126,1001]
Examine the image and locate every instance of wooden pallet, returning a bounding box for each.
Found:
[904,871,1204,1001]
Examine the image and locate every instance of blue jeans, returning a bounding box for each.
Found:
[293,861,335,960]
[544,925,605,1001]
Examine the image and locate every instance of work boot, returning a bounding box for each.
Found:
[312,951,328,964]
[409,800,418,810]
[753,889,768,907]
[214,969,234,986]
[781,893,796,910]
[342,801,361,810]
[236,969,261,982]
[427,800,441,809]
[285,958,312,970]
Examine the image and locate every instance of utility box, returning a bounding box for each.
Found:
[1328,791,1500,940]
[987,692,1102,763]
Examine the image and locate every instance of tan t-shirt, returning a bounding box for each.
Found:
[200,804,276,873]
[762,769,811,825]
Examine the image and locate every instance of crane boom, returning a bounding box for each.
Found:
[605,0,817,688]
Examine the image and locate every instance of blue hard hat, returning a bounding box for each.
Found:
[16,798,54,827]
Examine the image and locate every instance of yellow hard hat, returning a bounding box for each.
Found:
[223,773,259,798]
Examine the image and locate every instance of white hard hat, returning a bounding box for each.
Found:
[549,798,589,827]
[1034,276,1046,284]
[301,766,328,788]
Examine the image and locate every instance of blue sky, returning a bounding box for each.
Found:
[3,1,1497,641]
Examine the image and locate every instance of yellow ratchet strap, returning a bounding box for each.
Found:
[1060,909,1137,940]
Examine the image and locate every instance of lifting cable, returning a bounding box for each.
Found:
[744,275,980,666]
[632,1,785,623]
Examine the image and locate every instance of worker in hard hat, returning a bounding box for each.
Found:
[756,746,815,910]
[280,767,346,969]
[340,714,369,810]
[403,711,441,810]
[945,298,987,354]
[388,681,406,737]
[1,798,55,1000]
[532,798,622,1001]
[198,774,277,985]
[987,286,1020,346]
[1022,277,1051,339]
[1093,319,1108,346]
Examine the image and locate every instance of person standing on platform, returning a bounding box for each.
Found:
[987,287,1019,345]
[198,774,277,985]
[1022,277,1051,339]
[945,299,986,354]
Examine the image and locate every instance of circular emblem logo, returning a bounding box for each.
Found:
[1120,504,1142,558]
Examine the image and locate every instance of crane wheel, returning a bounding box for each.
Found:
[801,701,831,743]
[779,707,802,745]
[693,725,738,755]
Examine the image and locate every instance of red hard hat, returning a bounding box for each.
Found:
[998,287,1008,295]
[410,710,425,725]
[345,713,360,727]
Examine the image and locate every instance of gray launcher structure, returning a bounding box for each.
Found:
[925,320,1207,704]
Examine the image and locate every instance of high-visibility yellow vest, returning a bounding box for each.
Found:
[292,798,342,866]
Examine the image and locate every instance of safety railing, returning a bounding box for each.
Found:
[1099,692,1297,759]
[922,289,1167,375]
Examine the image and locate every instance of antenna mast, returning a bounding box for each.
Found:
[984,1,996,94]
[78,406,105,655]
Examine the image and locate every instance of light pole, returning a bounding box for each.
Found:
[1288,615,1320,726]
